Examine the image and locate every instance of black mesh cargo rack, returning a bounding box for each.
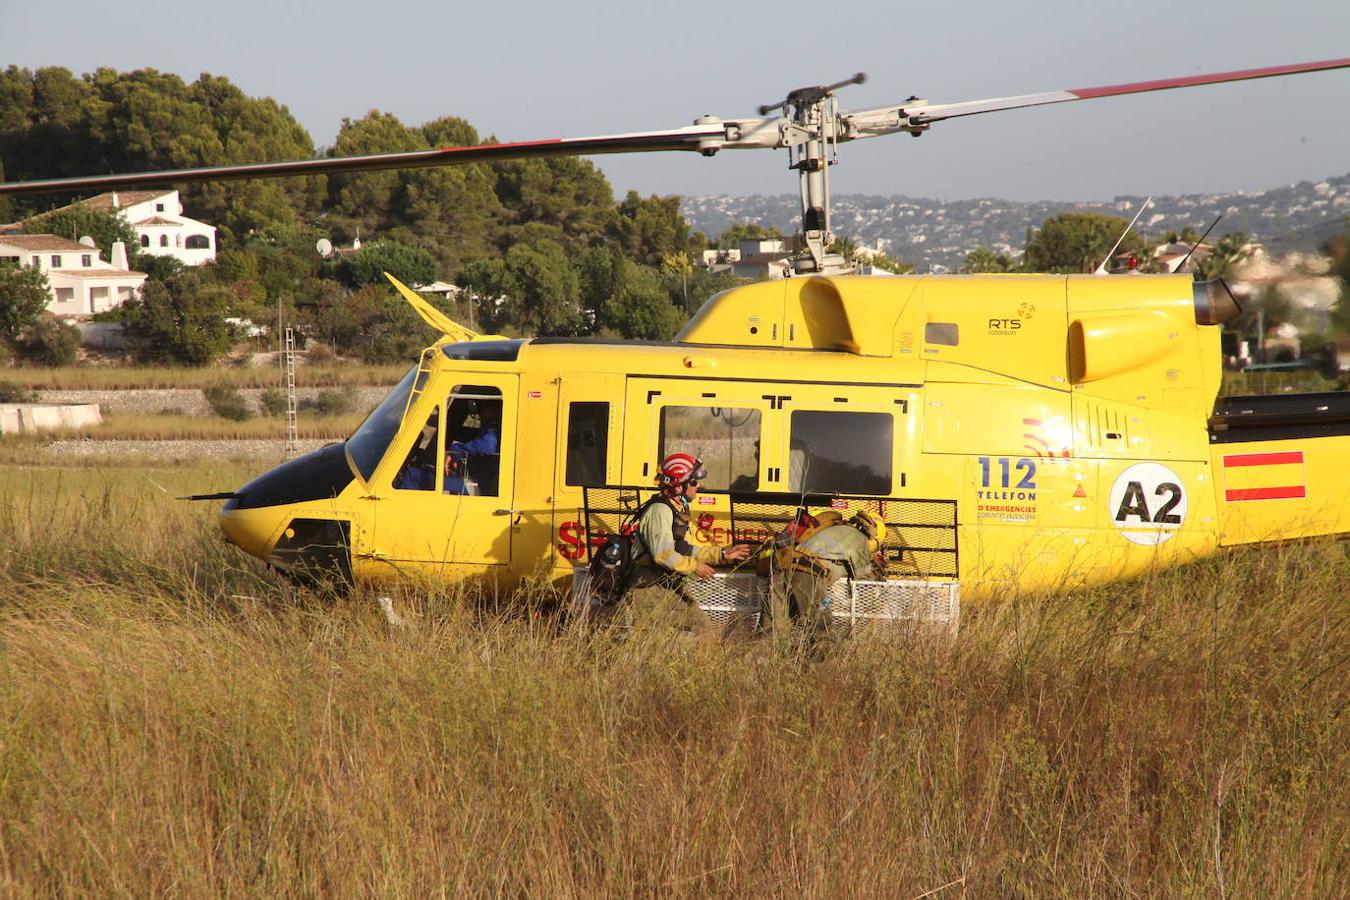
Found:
[579,486,958,580]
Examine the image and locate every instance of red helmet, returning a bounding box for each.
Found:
[657,452,707,488]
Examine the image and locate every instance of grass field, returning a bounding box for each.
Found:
[0,464,1345,895]
[0,363,407,391]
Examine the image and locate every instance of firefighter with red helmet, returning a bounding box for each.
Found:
[628,452,750,630]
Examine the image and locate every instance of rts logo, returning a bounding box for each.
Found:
[988,303,1036,336]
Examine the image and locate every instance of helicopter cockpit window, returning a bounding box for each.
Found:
[658,405,761,492]
[392,408,439,491]
[565,401,609,487]
[346,365,426,482]
[788,410,892,495]
[444,385,503,496]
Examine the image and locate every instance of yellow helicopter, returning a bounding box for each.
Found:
[4,59,1349,612]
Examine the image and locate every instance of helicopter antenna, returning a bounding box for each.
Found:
[1176,214,1223,273]
[1092,196,1152,275]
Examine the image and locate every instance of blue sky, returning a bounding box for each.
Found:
[3,0,1347,202]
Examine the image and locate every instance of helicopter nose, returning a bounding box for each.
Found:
[220,503,287,561]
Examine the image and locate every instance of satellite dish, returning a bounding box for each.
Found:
[78,235,97,248]
[315,238,333,259]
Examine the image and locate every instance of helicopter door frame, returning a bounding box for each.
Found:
[551,373,626,570]
[363,372,520,577]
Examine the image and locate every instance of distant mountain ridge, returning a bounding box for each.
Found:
[682,174,1350,271]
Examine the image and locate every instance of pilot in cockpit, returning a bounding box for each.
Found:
[444,400,500,495]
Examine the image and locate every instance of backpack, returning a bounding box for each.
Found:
[585,497,661,605]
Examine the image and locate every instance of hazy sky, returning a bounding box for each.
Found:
[3,0,1347,202]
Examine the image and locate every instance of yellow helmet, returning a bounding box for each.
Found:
[850,510,886,550]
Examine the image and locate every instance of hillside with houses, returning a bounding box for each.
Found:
[684,174,1350,273]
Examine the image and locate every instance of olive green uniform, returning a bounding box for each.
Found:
[628,495,731,634]
[768,524,879,636]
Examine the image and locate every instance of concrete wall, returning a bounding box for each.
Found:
[76,321,127,350]
[0,403,102,435]
[38,387,389,417]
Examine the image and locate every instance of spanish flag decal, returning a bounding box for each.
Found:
[1221,451,1307,502]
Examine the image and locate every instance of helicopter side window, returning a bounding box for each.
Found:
[565,401,609,487]
[925,323,959,346]
[788,410,893,495]
[658,405,761,492]
[392,408,439,491]
[444,385,503,497]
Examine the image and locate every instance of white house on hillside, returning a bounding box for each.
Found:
[0,235,147,317]
[75,190,217,266]
[731,238,792,280]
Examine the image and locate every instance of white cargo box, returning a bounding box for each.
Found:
[571,568,959,632]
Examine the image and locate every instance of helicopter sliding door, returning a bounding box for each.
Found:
[364,374,518,577]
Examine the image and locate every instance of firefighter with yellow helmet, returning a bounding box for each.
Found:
[766,509,886,636]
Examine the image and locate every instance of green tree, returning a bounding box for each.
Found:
[459,239,583,335]
[602,262,684,339]
[136,254,184,283]
[864,251,915,274]
[17,318,81,366]
[827,234,858,261]
[0,67,321,238]
[0,263,50,342]
[1161,226,1203,245]
[961,246,1017,273]
[1023,212,1147,274]
[340,239,437,288]
[683,267,741,314]
[119,271,233,365]
[579,245,683,339]
[298,283,440,364]
[1194,232,1250,281]
[660,251,694,312]
[338,284,434,364]
[611,192,691,268]
[325,112,503,276]
[500,239,583,335]
[1231,285,1292,344]
[491,156,617,254]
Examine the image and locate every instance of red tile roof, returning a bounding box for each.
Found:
[0,234,91,252]
[133,215,179,226]
[79,191,172,211]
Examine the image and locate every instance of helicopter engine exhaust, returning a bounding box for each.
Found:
[1192,279,1241,326]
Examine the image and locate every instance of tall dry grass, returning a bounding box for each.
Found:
[0,466,1346,896]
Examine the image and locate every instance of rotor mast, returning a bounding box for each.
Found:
[759,74,866,274]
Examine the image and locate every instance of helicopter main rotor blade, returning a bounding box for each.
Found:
[0,123,742,197]
[842,57,1350,138]
[2,57,1346,197]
